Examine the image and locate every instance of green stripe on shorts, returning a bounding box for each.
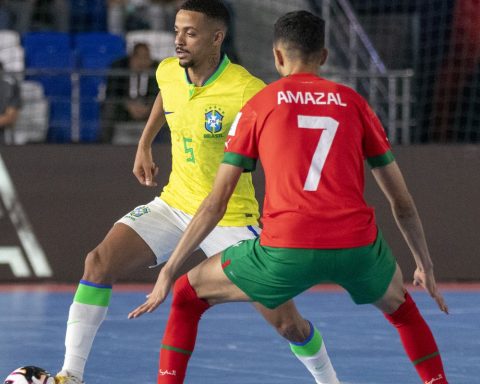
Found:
[74,283,112,307]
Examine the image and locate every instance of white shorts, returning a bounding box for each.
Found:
[116,197,261,265]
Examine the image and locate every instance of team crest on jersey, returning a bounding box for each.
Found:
[204,106,225,138]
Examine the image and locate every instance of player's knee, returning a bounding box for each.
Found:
[83,248,114,284]
[171,274,209,314]
[171,275,192,309]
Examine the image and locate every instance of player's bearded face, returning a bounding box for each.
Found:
[174,10,218,69]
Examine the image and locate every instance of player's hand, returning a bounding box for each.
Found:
[133,146,159,187]
[128,270,173,319]
[413,268,449,314]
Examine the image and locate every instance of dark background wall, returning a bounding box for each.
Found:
[0,144,479,283]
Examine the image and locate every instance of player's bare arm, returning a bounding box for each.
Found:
[371,161,448,314]
[133,91,166,187]
[0,106,19,127]
[128,163,243,319]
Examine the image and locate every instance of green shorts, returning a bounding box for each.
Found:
[221,229,397,309]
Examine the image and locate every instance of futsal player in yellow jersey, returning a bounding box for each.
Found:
[55,1,339,384]
[157,55,261,226]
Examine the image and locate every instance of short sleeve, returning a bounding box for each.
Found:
[155,58,175,90]
[223,103,259,172]
[362,100,394,168]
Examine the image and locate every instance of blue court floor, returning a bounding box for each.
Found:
[0,287,477,383]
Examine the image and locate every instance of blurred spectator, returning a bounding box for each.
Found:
[0,62,21,144]
[107,0,176,35]
[4,0,69,33]
[4,0,35,33]
[100,42,159,143]
[0,1,10,29]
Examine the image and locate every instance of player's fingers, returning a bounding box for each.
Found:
[152,164,159,179]
[144,167,153,186]
[436,296,449,314]
[433,291,449,314]
[133,168,146,185]
[128,305,145,319]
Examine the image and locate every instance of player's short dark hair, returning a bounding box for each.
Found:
[179,0,231,29]
[274,10,325,59]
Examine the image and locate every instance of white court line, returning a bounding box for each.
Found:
[0,153,52,277]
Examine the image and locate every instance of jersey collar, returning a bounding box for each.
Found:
[286,72,322,80]
[184,54,230,87]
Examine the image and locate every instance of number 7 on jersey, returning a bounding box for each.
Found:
[298,115,339,191]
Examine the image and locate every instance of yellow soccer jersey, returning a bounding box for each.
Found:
[156,55,265,226]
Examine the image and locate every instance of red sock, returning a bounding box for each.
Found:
[157,274,211,384]
[384,292,448,384]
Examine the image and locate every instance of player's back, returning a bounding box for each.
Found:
[239,73,393,248]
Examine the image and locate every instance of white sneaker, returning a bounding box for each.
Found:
[54,370,85,384]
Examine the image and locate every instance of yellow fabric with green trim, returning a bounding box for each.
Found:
[156,56,264,226]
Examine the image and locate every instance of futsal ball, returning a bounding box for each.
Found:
[3,366,55,384]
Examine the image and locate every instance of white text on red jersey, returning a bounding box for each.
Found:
[277,91,347,107]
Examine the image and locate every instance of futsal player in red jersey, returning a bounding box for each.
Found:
[130,10,449,384]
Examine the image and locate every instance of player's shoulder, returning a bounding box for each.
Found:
[158,56,179,68]
[323,77,367,104]
[156,57,181,80]
[225,62,265,89]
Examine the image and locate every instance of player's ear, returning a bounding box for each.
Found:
[213,29,225,48]
[319,48,328,66]
[273,45,285,71]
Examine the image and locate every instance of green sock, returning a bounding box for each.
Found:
[290,321,339,384]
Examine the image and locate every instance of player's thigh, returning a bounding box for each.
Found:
[337,230,397,305]
[372,263,406,314]
[87,222,157,280]
[116,197,186,265]
[200,224,261,257]
[188,254,251,305]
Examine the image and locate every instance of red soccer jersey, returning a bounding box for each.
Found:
[223,73,394,248]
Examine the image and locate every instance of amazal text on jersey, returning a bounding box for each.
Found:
[277,91,347,106]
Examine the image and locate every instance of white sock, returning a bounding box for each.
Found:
[295,342,339,384]
[61,301,108,379]
[290,322,340,384]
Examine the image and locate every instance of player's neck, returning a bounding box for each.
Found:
[187,53,222,86]
[285,62,320,77]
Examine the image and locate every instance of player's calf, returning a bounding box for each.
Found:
[158,274,210,384]
[384,292,448,384]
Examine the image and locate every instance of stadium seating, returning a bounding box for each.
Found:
[0,46,25,74]
[73,32,126,142]
[22,32,73,142]
[0,29,20,50]
[0,30,24,77]
[74,32,125,69]
[11,81,49,144]
[69,0,108,33]
[126,30,175,61]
